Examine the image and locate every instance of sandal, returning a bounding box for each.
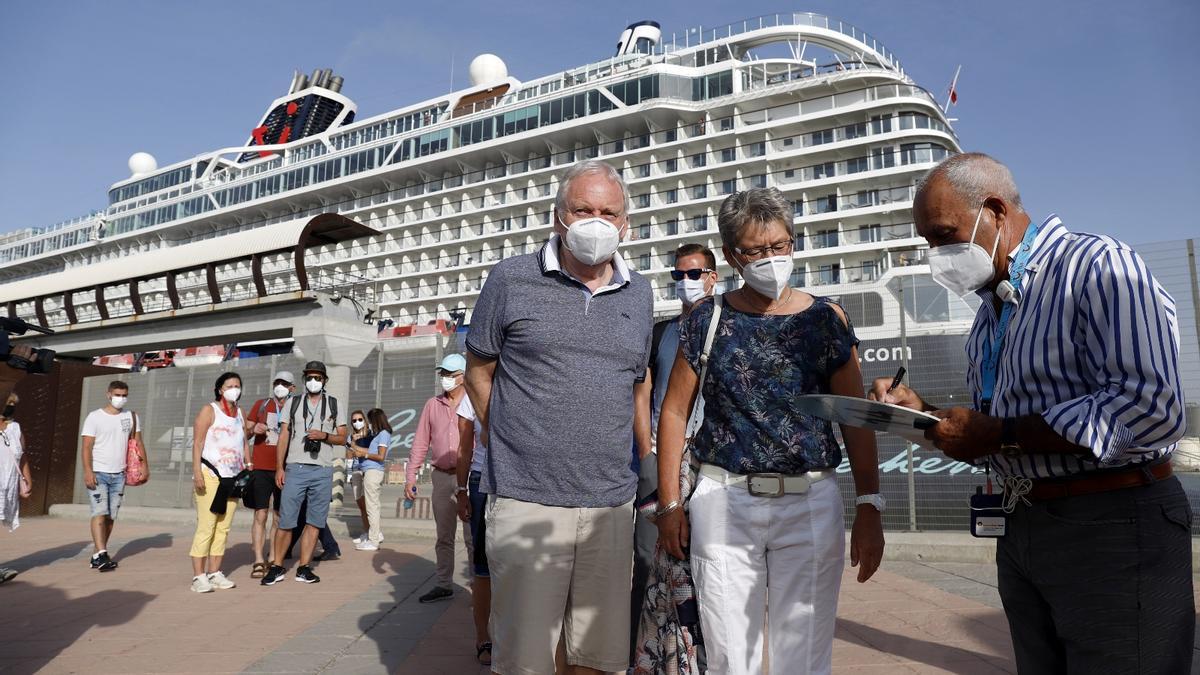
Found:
[250,562,266,579]
[476,642,492,666]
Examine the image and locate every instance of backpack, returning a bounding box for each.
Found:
[286,394,339,446]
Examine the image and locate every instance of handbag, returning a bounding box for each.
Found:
[632,295,723,674]
[124,411,148,486]
[676,293,723,505]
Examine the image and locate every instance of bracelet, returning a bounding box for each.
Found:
[455,486,468,495]
[654,500,682,518]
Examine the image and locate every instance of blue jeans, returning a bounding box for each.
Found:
[468,471,489,577]
[87,471,125,518]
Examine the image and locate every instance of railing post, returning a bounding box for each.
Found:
[898,281,917,531]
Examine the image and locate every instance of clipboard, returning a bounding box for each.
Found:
[795,394,939,443]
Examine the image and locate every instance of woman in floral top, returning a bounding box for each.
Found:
[656,188,885,674]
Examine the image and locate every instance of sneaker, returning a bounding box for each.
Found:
[354,540,379,551]
[294,565,320,584]
[93,552,118,572]
[0,568,18,584]
[351,534,366,545]
[190,575,214,593]
[207,571,236,590]
[260,565,287,586]
[314,550,340,562]
[418,586,453,604]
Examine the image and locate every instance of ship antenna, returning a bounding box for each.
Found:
[450,51,455,92]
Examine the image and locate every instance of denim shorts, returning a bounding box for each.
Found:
[278,464,334,530]
[87,471,125,519]
[468,471,489,577]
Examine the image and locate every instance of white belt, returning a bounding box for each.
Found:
[699,463,834,497]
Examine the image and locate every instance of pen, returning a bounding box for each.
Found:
[886,366,906,394]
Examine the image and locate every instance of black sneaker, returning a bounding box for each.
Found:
[294,565,320,584]
[419,586,453,603]
[260,564,287,586]
[313,550,340,562]
[92,552,118,572]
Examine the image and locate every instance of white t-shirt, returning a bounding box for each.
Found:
[82,409,139,473]
[456,396,487,475]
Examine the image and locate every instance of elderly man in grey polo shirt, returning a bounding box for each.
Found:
[466,159,653,675]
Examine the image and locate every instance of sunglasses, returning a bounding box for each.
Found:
[352,418,366,423]
[304,375,324,382]
[670,268,714,281]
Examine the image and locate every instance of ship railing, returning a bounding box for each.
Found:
[655,13,899,72]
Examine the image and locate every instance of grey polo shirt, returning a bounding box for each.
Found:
[466,235,653,508]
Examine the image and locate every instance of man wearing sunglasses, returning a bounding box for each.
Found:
[629,243,718,660]
[263,361,347,586]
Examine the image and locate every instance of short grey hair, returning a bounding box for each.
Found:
[916,152,1024,211]
[554,160,630,217]
[717,187,794,247]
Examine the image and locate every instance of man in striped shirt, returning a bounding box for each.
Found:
[873,153,1192,673]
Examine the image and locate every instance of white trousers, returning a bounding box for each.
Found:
[689,473,845,675]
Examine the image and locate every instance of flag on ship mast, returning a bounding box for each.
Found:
[943,65,961,113]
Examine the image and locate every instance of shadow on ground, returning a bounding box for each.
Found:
[0,585,154,673]
[356,548,440,672]
[114,533,173,563]
[2,541,90,572]
[838,616,1013,674]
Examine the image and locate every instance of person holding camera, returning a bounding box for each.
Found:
[189,372,251,593]
[242,371,294,579]
[263,361,347,586]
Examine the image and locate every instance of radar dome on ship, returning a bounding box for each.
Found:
[128,152,158,178]
[468,54,508,86]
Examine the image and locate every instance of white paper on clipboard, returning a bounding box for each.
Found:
[795,395,940,443]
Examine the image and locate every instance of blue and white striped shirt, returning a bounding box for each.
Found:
[965,216,1185,479]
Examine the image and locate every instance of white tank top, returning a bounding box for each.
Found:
[202,402,245,478]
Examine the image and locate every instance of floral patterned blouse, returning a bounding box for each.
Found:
[679,295,859,475]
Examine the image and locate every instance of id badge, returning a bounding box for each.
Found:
[969,492,1007,538]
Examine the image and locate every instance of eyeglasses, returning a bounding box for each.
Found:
[670,268,714,281]
[734,240,794,260]
[351,418,365,423]
[304,375,323,382]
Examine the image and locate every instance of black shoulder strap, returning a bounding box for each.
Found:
[288,396,302,433]
[328,395,337,426]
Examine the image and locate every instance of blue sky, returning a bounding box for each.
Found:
[1,0,1197,243]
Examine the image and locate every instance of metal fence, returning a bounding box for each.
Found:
[75,325,1200,533]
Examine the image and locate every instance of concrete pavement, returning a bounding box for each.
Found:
[6,511,1197,674]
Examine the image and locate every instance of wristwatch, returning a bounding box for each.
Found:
[454,486,468,495]
[855,493,886,512]
[1000,417,1021,457]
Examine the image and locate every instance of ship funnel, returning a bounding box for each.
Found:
[328,75,344,93]
[615,20,661,56]
[288,70,304,94]
[310,68,323,88]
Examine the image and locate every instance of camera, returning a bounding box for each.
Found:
[304,437,323,457]
[0,317,55,374]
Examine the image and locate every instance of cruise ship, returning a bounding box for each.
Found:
[0,12,972,361]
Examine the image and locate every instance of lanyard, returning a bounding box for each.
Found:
[980,222,1040,415]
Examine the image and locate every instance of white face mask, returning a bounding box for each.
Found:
[440,376,459,392]
[352,420,366,431]
[928,205,1000,298]
[305,379,324,394]
[676,278,707,305]
[563,216,622,266]
[109,396,127,410]
[273,384,290,399]
[222,388,241,403]
[737,255,794,300]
